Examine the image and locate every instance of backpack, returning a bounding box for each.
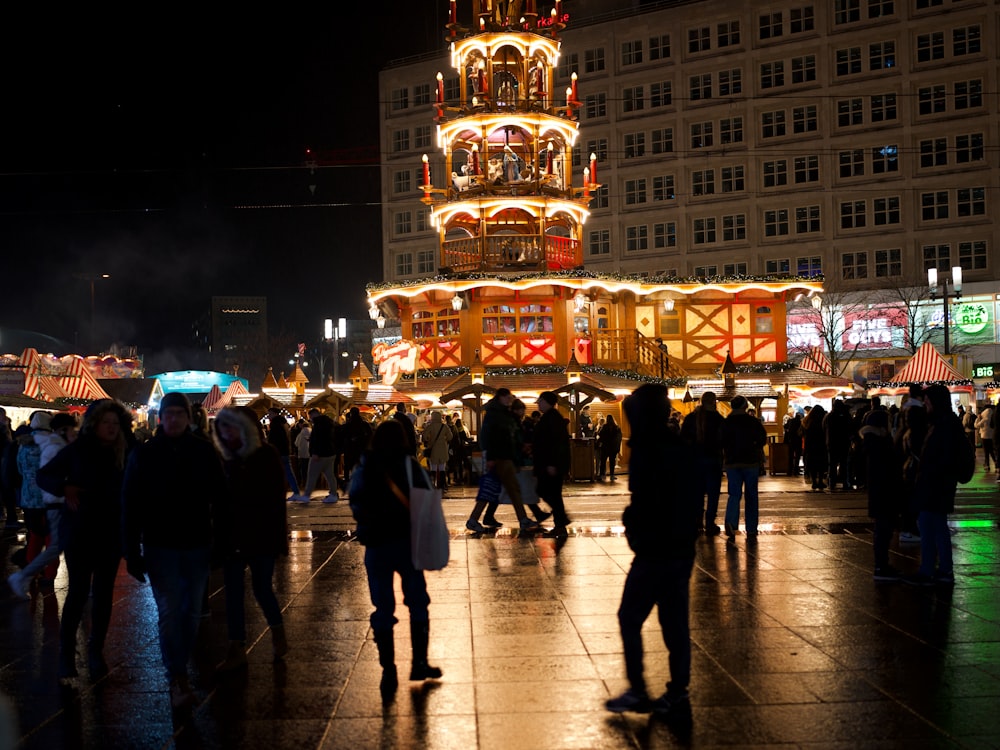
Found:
[954,422,976,484]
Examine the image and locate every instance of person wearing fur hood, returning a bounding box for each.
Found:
[212,406,289,670]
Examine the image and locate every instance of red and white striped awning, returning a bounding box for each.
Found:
[889,342,967,383]
[201,384,224,412]
[15,349,109,402]
[797,345,833,376]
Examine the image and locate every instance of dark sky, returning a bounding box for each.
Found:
[0,4,447,369]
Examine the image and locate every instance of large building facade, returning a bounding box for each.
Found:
[379,0,1000,380]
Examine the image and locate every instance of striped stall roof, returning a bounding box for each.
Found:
[888,342,967,383]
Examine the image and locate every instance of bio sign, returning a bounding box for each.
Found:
[954,302,989,335]
[972,363,997,379]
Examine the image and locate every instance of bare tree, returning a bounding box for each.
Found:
[786,280,881,377]
[872,274,936,356]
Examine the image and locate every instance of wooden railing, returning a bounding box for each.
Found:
[442,234,581,273]
[591,329,684,378]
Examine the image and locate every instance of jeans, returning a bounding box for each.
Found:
[20,508,70,580]
[279,456,300,494]
[698,457,723,527]
[223,554,282,642]
[617,556,694,695]
[145,545,211,680]
[303,455,338,496]
[61,536,120,656]
[917,511,952,577]
[872,512,896,569]
[364,539,430,632]
[724,466,759,533]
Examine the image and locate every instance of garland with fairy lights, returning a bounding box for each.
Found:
[716,363,798,375]
[866,379,974,389]
[387,364,686,388]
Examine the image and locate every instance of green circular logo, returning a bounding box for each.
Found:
[955,303,989,334]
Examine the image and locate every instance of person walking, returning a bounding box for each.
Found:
[720,395,768,539]
[348,419,442,695]
[36,400,132,680]
[293,419,312,486]
[532,391,571,535]
[823,400,853,491]
[679,391,725,535]
[300,408,340,503]
[605,384,700,716]
[266,407,304,501]
[974,404,996,472]
[801,404,828,491]
[783,409,803,475]
[392,403,418,457]
[420,411,453,490]
[597,414,623,481]
[122,392,227,710]
[859,406,902,581]
[212,407,289,672]
[341,407,373,490]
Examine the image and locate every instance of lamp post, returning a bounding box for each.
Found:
[331,317,347,383]
[928,265,963,355]
[73,272,110,351]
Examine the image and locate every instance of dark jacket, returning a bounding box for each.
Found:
[122,427,226,556]
[597,420,623,457]
[266,417,292,457]
[342,413,374,461]
[532,408,570,477]
[720,411,767,467]
[679,406,723,462]
[859,410,899,517]
[914,411,966,514]
[214,408,289,558]
[350,453,428,546]
[393,411,418,456]
[479,397,519,461]
[308,414,339,457]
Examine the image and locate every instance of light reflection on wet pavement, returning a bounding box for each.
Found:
[2,472,998,749]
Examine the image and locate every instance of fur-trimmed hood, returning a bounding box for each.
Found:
[212,406,263,460]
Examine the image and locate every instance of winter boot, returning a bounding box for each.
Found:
[408,621,442,681]
[271,624,288,660]
[218,640,248,672]
[373,629,397,693]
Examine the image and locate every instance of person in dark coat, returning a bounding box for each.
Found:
[823,400,853,491]
[720,395,768,539]
[783,411,803,475]
[341,407,374,488]
[300,408,340,503]
[532,391,571,534]
[679,391,724,534]
[122,392,227,710]
[266,406,302,498]
[349,419,441,695]
[597,414,623,481]
[605,384,700,717]
[213,406,289,671]
[35,400,132,681]
[859,407,901,580]
[801,404,828,490]
[392,403,418,456]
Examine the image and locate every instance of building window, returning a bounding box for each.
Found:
[922,243,950,272]
[957,187,986,217]
[654,222,677,248]
[558,52,578,79]
[791,55,816,84]
[916,0,943,7]
[391,129,410,153]
[869,0,893,18]
[693,217,716,244]
[793,105,817,133]
[724,262,748,275]
[763,160,788,188]
[874,248,901,277]
[761,110,786,138]
[584,47,605,72]
[790,6,814,33]
[621,39,643,66]
[955,79,983,109]
[626,224,649,252]
[795,155,819,183]
[718,20,740,47]
[585,93,607,120]
[795,206,821,233]
[694,265,718,278]
[872,144,898,174]
[958,240,988,270]
[841,252,868,280]
[624,178,647,205]
[760,61,784,89]
[840,200,866,229]
[956,133,984,163]
[718,69,742,96]
[443,76,460,101]
[691,121,713,149]
[688,26,710,53]
[390,87,408,111]
[869,41,895,70]
[721,165,745,193]
[920,138,947,168]
[759,12,782,39]
[953,25,981,56]
[650,81,672,108]
[623,85,645,112]
[873,196,900,225]
[416,208,431,232]
[588,229,610,256]
[624,132,646,158]
[413,83,431,106]
[834,0,860,24]
[797,255,823,276]
[839,150,864,178]
[414,125,431,149]
[921,191,949,221]
[835,47,862,76]
[393,211,412,235]
[916,32,944,63]
[416,249,435,274]
[653,175,676,201]
[592,185,610,209]
[720,117,743,144]
[689,74,711,101]
[764,209,790,237]
[871,93,897,122]
[392,170,412,194]
[724,214,747,242]
[918,85,946,116]
[692,169,715,196]
[587,138,609,163]
[651,128,673,154]
[766,258,791,276]
[395,252,413,276]
[837,98,863,127]
[650,35,670,60]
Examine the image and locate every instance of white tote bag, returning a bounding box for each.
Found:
[405,458,450,571]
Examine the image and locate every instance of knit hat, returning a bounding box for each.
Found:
[537,391,558,407]
[29,412,52,431]
[159,392,192,419]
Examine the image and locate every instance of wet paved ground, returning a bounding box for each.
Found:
[2,470,998,749]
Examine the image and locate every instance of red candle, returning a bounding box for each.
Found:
[436,72,444,104]
[450,0,457,24]
[571,72,578,102]
[422,154,430,193]
[471,144,480,175]
[589,153,597,184]
[583,167,590,196]
[546,143,554,175]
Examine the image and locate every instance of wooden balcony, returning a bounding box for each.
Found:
[442,234,581,273]
[591,329,686,379]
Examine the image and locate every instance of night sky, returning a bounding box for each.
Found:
[0,4,448,370]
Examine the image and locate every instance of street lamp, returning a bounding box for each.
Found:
[73,272,110,352]
[330,317,347,382]
[928,265,963,355]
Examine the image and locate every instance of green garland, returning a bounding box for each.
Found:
[866,379,974,389]
[389,364,685,388]
[718,363,798,375]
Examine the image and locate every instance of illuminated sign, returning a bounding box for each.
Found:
[954,303,989,334]
[372,341,419,386]
[0,369,25,396]
[150,371,249,393]
[972,364,997,379]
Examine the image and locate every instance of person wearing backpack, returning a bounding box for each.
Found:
[905,385,974,586]
[974,404,996,473]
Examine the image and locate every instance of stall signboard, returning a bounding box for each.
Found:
[954,303,990,335]
[150,371,249,393]
[372,341,419,385]
[841,305,908,350]
[973,363,998,379]
[0,369,25,395]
